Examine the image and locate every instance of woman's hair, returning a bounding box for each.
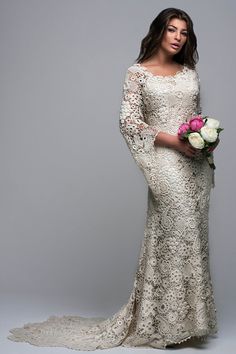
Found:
[135,7,198,69]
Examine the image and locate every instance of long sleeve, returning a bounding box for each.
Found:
[196,68,215,188]
[119,66,160,190]
[195,69,202,115]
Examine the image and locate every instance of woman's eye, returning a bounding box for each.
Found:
[168,28,188,36]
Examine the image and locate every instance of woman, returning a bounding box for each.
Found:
[8,7,219,350]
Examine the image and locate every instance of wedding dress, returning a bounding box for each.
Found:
[7,62,218,350]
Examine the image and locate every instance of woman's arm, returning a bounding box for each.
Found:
[119,67,160,154]
[154,132,198,157]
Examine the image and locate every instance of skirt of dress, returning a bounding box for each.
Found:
[7,148,218,350]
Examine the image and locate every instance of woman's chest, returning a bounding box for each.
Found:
[141,72,199,113]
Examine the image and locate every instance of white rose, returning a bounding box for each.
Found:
[200,126,218,143]
[188,132,205,149]
[204,117,220,129]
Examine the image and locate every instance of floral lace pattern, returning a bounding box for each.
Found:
[7,63,218,350]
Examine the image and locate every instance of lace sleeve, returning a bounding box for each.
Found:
[195,69,202,115]
[196,68,215,188]
[119,66,160,191]
[119,66,160,153]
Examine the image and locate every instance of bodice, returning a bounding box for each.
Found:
[131,63,201,135]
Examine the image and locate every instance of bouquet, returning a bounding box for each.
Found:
[178,114,223,169]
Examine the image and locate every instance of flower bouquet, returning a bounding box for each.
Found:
[178,114,223,169]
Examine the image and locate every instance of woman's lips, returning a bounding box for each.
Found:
[171,44,180,49]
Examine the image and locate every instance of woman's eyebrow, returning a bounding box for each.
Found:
[168,25,188,31]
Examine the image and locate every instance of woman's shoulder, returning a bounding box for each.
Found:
[189,65,200,82]
[125,62,145,74]
[186,63,199,74]
[123,62,147,83]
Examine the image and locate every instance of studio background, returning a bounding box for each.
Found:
[1,0,235,353]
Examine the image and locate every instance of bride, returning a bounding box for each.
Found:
[8,7,219,350]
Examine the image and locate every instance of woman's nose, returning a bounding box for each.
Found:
[175,32,181,40]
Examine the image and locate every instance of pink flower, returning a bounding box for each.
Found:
[188,116,204,131]
[178,122,190,139]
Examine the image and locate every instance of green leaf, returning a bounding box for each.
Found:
[217,128,224,133]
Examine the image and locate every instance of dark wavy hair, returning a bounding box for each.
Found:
[135,8,199,69]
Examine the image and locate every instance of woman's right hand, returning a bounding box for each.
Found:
[154,132,200,158]
[173,136,200,158]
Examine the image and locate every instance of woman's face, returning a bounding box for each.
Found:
[161,18,188,55]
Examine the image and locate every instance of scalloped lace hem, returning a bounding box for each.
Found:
[7,314,218,351]
[122,330,217,349]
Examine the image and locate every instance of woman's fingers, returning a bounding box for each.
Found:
[186,149,195,157]
[181,141,202,157]
[187,144,197,155]
[185,144,201,157]
[207,138,220,152]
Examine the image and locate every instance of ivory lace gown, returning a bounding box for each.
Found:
[7,62,218,350]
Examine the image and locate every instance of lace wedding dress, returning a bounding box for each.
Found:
[7,62,218,350]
